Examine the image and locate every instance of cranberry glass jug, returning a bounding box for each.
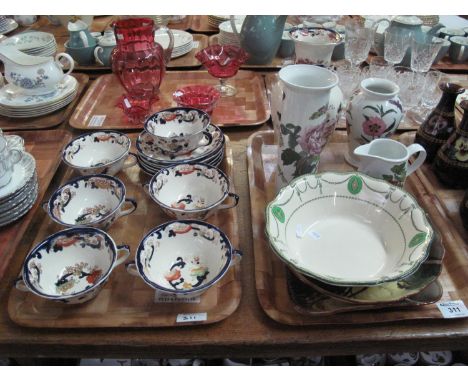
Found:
[111,18,174,101]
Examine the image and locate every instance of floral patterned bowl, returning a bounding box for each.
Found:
[172,85,221,115]
[289,27,342,65]
[44,174,137,230]
[146,163,239,220]
[62,131,137,176]
[266,172,434,286]
[127,220,242,297]
[144,107,212,155]
[15,227,130,304]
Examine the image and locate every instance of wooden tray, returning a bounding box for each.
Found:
[247,130,468,325]
[208,35,288,70]
[168,15,193,31]
[25,16,114,38]
[55,34,208,72]
[0,129,72,280]
[70,71,270,130]
[190,15,219,34]
[0,73,89,132]
[7,136,242,328]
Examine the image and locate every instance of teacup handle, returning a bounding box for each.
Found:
[200,131,213,148]
[118,198,137,217]
[8,148,23,166]
[125,261,139,277]
[14,276,29,292]
[371,18,391,52]
[218,192,239,211]
[229,249,243,267]
[94,46,104,66]
[122,152,138,170]
[114,244,131,268]
[55,52,75,75]
[41,200,50,213]
[0,73,4,89]
[229,16,241,38]
[406,144,427,176]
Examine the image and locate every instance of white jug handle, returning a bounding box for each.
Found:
[229,16,241,38]
[0,72,4,89]
[406,144,427,175]
[55,52,75,75]
[94,46,104,66]
[371,18,391,52]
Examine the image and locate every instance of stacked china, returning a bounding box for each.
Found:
[0,134,39,227]
[136,107,225,175]
[218,20,243,47]
[1,31,57,57]
[0,16,18,35]
[155,29,193,58]
[208,15,230,29]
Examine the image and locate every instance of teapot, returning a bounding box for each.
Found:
[67,18,97,48]
[0,46,74,95]
[229,16,287,65]
[354,138,426,187]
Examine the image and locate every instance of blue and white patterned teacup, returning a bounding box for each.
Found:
[44,174,137,230]
[62,131,137,176]
[15,227,130,304]
[127,220,242,297]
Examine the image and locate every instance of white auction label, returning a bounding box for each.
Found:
[176,312,207,323]
[192,41,200,49]
[154,291,200,304]
[437,300,468,319]
[88,115,106,127]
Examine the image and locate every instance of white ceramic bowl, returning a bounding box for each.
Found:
[45,174,137,230]
[266,172,434,286]
[147,163,239,220]
[62,131,137,176]
[16,227,130,304]
[144,107,212,155]
[127,220,242,297]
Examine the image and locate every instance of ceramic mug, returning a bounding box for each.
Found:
[354,138,427,187]
[94,45,114,66]
[439,27,465,40]
[0,135,23,188]
[65,40,97,66]
[449,36,468,63]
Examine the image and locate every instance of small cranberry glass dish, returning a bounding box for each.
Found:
[173,85,221,115]
[195,44,249,97]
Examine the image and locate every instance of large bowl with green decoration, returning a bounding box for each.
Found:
[265,172,434,286]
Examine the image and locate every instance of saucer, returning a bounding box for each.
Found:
[0,152,36,200]
[0,19,18,35]
[0,181,38,227]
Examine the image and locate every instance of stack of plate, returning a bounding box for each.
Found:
[0,16,18,35]
[218,20,243,47]
[0,146,38,228]
[155,29,193,59]
[266,172,443,308]
[136,124,225,175]
[1,31,57,57]
[208,15,230,29]
[0,75,78,118]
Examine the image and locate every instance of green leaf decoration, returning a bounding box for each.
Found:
[381,108,397,117]
[409,232,427,248]
[281,148,301,165]
[347,175,363,195]
[363,105,380,114]
[293,155,319,177]
[382,174,394,182]
[272,205,285,223]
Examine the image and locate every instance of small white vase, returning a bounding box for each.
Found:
[271,64,343,192]
[345,77,404,167]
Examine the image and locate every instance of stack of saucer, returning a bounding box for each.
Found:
[155,29,193,59]
[1,31,57,57]
[208,15,230,29]
[0,75,78,118]
[0,16,18,35]
[136,124,225,175]
[0,139,38,227]
[218,20,243,47]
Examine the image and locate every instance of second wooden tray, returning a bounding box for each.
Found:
[8,135,242,328]
[70,71,270,130]
[247,130,468,325]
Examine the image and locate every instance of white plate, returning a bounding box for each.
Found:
[0,89,77,111]
[155,29,193,50]
[0,75,77,108]
[0,92,76,117]
[0,177,36,213]
[1,31,55,50]
[0,183,38,227]
[0,152,36,200]
[0,19,18,35]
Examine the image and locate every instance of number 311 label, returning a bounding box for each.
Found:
[437,300,468,319]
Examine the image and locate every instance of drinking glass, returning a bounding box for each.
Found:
[410,36,444,73]
[333,60,362,120]
[411,70,445,123]
[384,30,411,65]
[369,56,392,78]
[344,22,372,67]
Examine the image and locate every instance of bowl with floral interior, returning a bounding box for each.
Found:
[144,107,213,155]
[127,220,242,297]
[265,172,433,286]
[62,131,137,176]
[146,163,239,220]
[44,174,137,230]
[15,227,130,304]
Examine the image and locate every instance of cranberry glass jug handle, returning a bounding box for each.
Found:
[157,25,174,65]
